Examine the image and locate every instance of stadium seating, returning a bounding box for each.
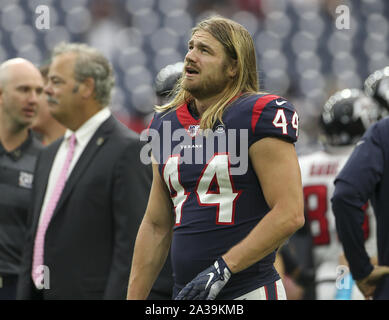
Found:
[1,0,388,141]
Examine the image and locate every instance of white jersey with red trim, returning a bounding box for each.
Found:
[299,146,377,299]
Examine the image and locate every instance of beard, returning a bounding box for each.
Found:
[182,65,231,100]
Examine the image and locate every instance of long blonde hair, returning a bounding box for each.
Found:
[155,16,259,129]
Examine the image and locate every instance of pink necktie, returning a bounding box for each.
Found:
[32,133,77,288]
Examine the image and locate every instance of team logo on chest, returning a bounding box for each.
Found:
[140,120,249,175]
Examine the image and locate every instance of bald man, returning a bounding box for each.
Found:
[0,58,44,299]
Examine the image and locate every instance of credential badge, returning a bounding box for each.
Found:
[19,171,33,189]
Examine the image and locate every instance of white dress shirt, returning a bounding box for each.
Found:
[37,107,111,226]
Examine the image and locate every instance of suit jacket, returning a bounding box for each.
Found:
[17,115,152,299]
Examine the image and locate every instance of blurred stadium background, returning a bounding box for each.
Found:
[1,0,388,153]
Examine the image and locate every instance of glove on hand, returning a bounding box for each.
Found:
[175,257,232,300]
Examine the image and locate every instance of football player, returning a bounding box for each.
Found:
[299,88,380,299]
[127,16,304,300]
[332,67,389,299]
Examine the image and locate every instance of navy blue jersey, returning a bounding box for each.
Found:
[332,117,389,299]
[148,93,298,299]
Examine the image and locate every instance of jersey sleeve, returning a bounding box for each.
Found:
[335,122,385,198]
[332,122,386,279]
[332,181,374,280]
[145,111,164,163]
[249,94,299,147]
[146,112,162,139]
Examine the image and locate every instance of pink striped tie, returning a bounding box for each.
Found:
[32,133,77,288]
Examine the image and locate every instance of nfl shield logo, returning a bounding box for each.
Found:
[188,124,200,137]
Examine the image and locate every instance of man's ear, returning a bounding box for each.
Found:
[228,59,238,79]
[79,77,95,99]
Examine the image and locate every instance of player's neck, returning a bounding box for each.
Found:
[193,95,221,116]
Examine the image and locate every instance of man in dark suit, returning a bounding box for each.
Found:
[16,42,151,300]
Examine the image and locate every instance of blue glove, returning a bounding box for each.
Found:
[175,257,232,300]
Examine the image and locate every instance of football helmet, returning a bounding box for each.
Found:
[320,88,381,146]
[154,62,184,103]
[364,66,389,113]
